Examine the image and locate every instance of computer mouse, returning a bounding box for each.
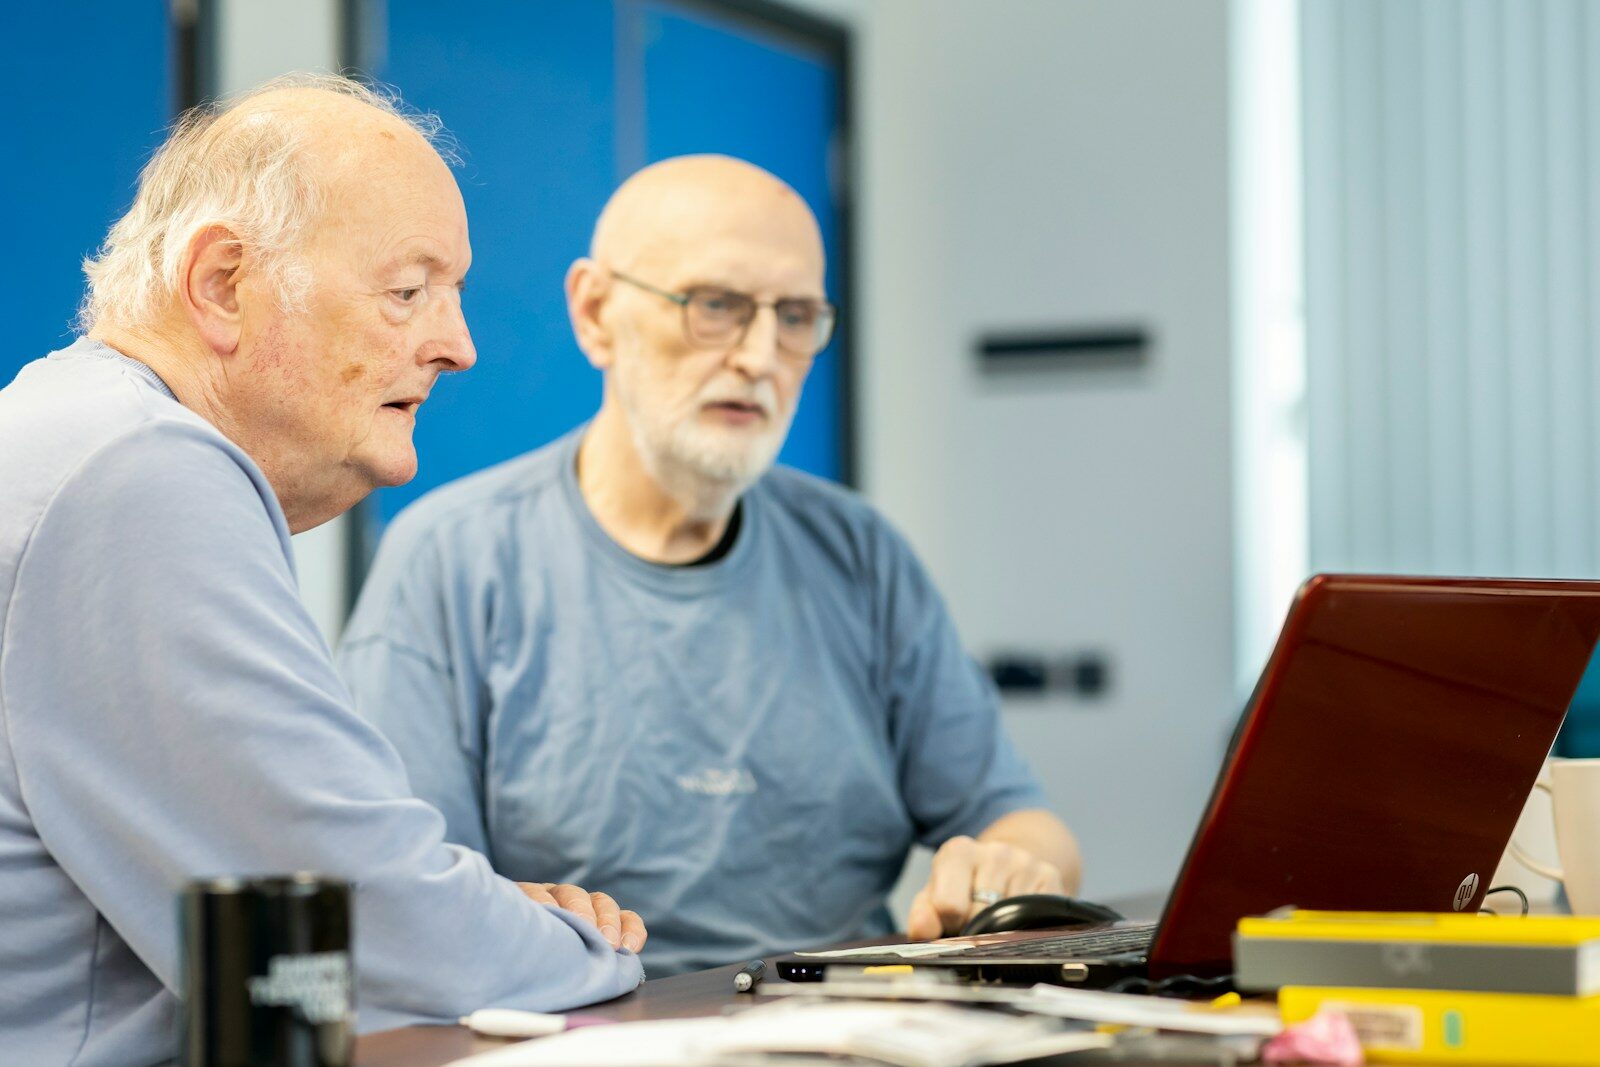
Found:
[960,893,1126,936]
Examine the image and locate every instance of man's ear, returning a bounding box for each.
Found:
[565,258,615,371]
[179,224,246,356]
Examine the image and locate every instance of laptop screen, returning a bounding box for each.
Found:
[1147,574,1600,978]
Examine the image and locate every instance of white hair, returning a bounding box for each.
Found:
[78,72,453,332]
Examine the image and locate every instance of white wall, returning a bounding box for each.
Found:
[216,0,338,92]
[804,0,1238,902]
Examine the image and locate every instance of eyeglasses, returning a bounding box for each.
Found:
[610,269,836,358]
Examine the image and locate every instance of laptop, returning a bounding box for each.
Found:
[777,574,1600,987]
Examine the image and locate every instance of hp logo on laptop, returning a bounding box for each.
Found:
[1453,873,1480,911]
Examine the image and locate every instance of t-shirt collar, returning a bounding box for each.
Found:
[557,426,760,595]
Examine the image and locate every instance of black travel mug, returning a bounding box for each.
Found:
[180,874,353,1067]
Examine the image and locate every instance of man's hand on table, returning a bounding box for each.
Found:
[905,836,1067,940]
[518,882,647,953]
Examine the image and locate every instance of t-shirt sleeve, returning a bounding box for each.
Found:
[1,422,640,1029]
[873,522,1051,848]
[336,521,491,859]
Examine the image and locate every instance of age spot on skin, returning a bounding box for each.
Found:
[341,362,366,384]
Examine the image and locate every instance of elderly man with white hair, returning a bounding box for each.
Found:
[339,156,1083,977]
[0,75,643,1065]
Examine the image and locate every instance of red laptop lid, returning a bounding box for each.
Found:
[1149,575,1600,979]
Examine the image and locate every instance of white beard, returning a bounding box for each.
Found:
[617,376,792,519]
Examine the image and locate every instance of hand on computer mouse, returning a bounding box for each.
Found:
[959,893,1125,937]
[905,835,1068,939]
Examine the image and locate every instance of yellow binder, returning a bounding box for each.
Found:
[1278,985,1600,1065]
[1239,910,1600,945]
[1236,911,1600,997]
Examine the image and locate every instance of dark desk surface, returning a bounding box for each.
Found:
[348,891,1495,1067]
[353,892,1171,1067]
[353,957,776,1067]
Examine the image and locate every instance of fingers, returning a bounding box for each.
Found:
[970,845,1016,920]
[589,891,624,949]
[925,836,982,935]
[970,843,1056,911]
[585,892,648,952]
[973,843,1067,906]
[619,909,647,953]
[906,886,942,940]
[968,844,1031,927]
[925,839,1072,935]
[550,883,600,929]
[517,882,641,951]
[1025,861,1067,895]
[517,881,557,907]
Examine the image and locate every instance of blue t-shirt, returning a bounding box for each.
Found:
[338,428,1049,976]
[0,341,641,1067]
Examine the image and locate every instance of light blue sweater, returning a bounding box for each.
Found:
[0,339,641,1066]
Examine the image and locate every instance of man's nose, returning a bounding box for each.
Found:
[427,289,477,372]
[726,305,781,379]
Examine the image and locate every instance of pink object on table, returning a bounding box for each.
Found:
[1261,1009,1364,1065]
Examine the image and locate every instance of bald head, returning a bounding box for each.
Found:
[590,155,825,290]
[227,85,444,201]
[81,73,453,332]
[221,82,424,139]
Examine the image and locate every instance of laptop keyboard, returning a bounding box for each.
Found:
[956,921,1158,959]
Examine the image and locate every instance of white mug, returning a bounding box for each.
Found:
[1509,758,1600,914]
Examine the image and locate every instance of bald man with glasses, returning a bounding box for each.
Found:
[338,155,1082,976]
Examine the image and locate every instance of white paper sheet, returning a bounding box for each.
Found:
[1020,985,1283,1037]
[444,1001,1110,1067]
[790,941,972,958]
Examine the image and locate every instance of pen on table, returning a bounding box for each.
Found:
[733,959,766,993]
[459,1009,566,1037]
[459,1009,612,1037]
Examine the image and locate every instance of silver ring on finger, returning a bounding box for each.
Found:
[970,888,1002,907]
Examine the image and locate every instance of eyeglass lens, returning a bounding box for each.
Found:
[684,288,834,355]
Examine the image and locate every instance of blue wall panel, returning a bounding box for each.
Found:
[374,1,617,520]
[4,3,170,383]
[373,0,848,526]
[631,1,843,480]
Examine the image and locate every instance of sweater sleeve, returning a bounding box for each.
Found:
[0,421,640,1032]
